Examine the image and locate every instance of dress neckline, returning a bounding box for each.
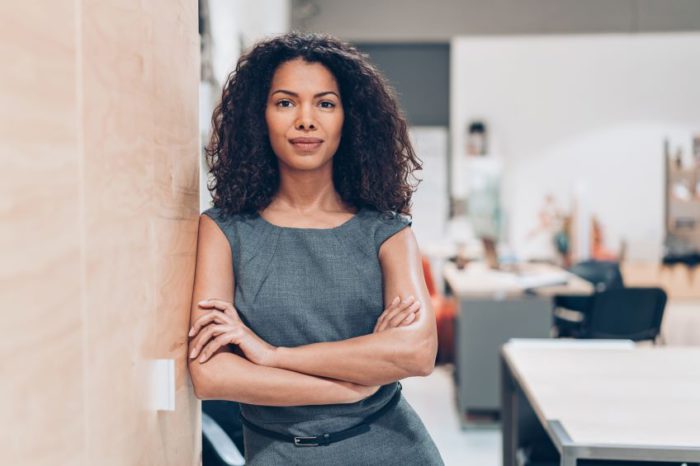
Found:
[255,207,364,232]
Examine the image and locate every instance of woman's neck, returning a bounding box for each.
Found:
[271,166,349,214]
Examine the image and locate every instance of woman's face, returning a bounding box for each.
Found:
[265,58,344,173]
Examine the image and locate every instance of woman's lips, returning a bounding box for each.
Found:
[289,137,323,152]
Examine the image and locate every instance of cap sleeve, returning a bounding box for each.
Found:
[201,206,240,256]
[202,206,232,232]
[374,211,412,253]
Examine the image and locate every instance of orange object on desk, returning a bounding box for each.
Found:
[422,256,457,365]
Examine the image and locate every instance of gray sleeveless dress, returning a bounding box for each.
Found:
[203,206,444,466]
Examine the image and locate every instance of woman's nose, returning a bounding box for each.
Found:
[294,106,316,130]
[294,119,316,130]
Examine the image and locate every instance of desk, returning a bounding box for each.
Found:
[501,342,700,465]
[444,262,593,419]
[443,262,593,299]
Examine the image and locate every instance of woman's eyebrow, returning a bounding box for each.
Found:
[270,89,340,98]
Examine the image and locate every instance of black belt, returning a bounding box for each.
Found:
[240,382,402,447]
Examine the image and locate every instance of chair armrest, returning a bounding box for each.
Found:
[202,412,245,466]
[553,307,585,323]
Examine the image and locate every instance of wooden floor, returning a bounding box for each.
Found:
[661,299,700,346]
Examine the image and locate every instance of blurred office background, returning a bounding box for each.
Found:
[2,1,699,465]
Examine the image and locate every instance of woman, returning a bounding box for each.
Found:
[188,32,443,465]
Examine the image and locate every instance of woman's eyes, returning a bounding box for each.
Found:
[274,100,336,109]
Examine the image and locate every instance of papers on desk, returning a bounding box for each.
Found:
[515,271,570,290]
[442,261,594,298]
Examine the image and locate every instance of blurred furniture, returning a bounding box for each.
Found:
[501,341,700,466]
[565,287,667,343]
[422,256,457,364]
[622,261,700,299]
[569,260,624,289]
[664,143,700,268]
[202,401,245,466]
[443,262,592,420]
[444,262,593,298]
[553,260,624,337]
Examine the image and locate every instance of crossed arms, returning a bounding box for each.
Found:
[187,214,437,406]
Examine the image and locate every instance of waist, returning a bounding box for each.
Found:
[239,382,399,436]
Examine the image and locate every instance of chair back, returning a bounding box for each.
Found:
[568,260,624,291]
[584,287,667,341]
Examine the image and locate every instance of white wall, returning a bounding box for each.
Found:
[409,127,450,247]
[293,0,700,42]
[209,0,291,85]
[451,33,700,262]
[200,0,291,212]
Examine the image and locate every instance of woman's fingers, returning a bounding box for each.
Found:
[395,307,418,326]
[381,296,415,324]
[189,309,230,337]
[375,296,419,332]
[198,298,241,320]
[189,323,229,359]
[386,300,421,328]
[377,305,419,332]
[375,296,412,332]
[373,296,400,332]
[198,333,233,363]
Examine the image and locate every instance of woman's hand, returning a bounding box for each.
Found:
[189,299,276,366]
[373,295,421,333]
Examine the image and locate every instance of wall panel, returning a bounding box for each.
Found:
[80,0,200,465]
[1,1,200,465]
[0,2,84,465]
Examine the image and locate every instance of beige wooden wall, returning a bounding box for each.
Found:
[0,1,201,465]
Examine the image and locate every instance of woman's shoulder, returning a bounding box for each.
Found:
[201,206,272,265]
[357,206,412,227]
[202,205,253,220]
[201,206,258,233]
[354,206,413,252]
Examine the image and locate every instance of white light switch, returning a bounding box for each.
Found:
[146,359,175,411]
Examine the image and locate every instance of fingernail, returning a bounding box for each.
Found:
[188,328,194,337]
[198,299,209,305]
[189,350,195,358]
[199,355,206,363]
[392,296,400,304]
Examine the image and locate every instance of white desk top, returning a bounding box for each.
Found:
[502,342,700,448]
[443,261,593,298]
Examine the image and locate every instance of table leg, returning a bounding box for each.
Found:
[560,448,576,466]
[501,353,516,466]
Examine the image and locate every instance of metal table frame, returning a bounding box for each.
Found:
[501,349,700,466]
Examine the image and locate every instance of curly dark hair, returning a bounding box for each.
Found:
[205,31,422,217]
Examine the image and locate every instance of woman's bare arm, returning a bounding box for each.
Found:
[188,214,377,405]
[191,350,376,405]
[268,227,438,386]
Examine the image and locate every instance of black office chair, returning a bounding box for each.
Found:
[553,260,624,337]
[202,400,245,466]
[569,260,625,290]
[577,287,667,342]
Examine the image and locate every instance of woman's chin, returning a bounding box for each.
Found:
[280,154,333,171]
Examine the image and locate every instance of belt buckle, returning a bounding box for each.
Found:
[293,436,319,447]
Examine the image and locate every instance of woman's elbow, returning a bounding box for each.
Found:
[416,339,437,376]
[403,332,437,377]
[188,360,213,400]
